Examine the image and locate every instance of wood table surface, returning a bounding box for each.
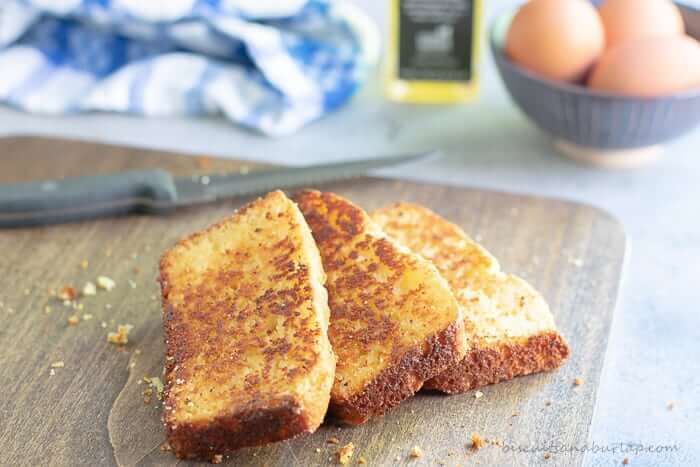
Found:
[0,136,626,467]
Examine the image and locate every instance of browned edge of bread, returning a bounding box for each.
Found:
[329,319,464,424]
[163,393,314,461]
[423,330,570,394]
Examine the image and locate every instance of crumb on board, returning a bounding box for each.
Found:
[470,432,485,450]
[67,315,80,325]
[142,377,164,400]
[315,448,321,453]
[107,324,133,345]
[159,441,172,452]
[58,286,77,301]
[336,442,354,465]
[623,457,630,465]
[545,400,552,406]
[97,276,116,291]
[82,313,93,321]
[544,452,551,460]
[50,361,64,368]
[574,377,583,387]
[143,386,153,404]
[49,369,55,376]
[211,454,223,464]
[80,260,88,270]
[474,390,484,399]
[357,455,367,464]
[327,436,340,445]
[44,306,52,314]
[667,401,675,410]
[82,282,97,296]
[410,445,424,458]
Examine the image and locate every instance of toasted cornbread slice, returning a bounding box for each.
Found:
[159,191,335,460]
[372,203,569,394]
[293,190,467,424]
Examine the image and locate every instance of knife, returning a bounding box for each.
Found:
[0,151,435,228]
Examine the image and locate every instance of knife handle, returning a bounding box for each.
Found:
[0,169,178,228]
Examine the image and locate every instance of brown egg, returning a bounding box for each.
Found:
[506,0,604,82]
[598,0,684,49]
[589,36,700,96]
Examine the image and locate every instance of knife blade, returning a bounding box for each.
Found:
[0,151,436,228]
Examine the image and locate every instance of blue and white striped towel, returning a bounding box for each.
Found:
[0,0,379,136]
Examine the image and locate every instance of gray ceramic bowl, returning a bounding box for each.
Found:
[490,3,700,167]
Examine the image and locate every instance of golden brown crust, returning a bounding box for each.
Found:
[293,190,466,425]
[164,396,311,461]
[160,191,334,459]
[329,320,463,424]
[423,331,570,394]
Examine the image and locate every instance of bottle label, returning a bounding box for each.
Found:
[398,0,474,82]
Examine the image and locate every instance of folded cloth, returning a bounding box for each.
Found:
[0,0,378,136]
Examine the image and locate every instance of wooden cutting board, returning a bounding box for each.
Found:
[0,137,626,467]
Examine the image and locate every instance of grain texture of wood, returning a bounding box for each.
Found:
[0,136,626,467]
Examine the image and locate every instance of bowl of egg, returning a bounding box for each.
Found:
[491,0,700,168]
